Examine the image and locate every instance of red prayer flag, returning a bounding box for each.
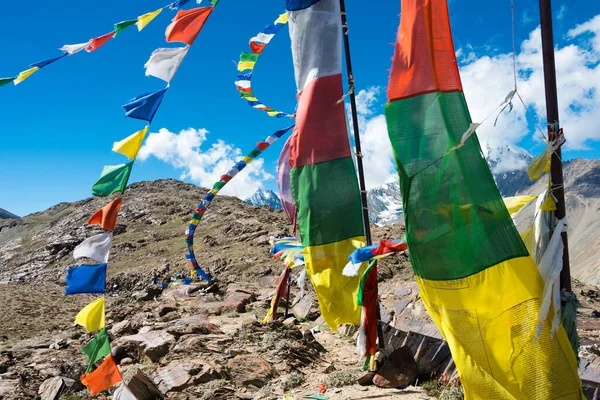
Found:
[250,42,267,54]
[165,7,214,45]
[80,355,122,395]
[88,197,122,232]
[373,239,408,256]
[86,32,115,52]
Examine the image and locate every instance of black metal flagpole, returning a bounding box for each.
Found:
[539,0,571,293]
[339,0,385,355]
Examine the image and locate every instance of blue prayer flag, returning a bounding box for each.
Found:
[65,264,107,295]
[122,88,168,123]
[30,53,68,69]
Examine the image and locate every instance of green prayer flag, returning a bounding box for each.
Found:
[0,77,16,87]
[114,20,138,37]
[92,160,134,197]
[81,328,111,373]
[239,52,259,63]
[210,0,220,5]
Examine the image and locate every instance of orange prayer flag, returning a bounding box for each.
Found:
[165,7,214,45]
[80,355,122,395]
[86,32,115,52]
[88,197,122,232]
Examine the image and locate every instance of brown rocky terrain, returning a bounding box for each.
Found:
[0,179,598,399]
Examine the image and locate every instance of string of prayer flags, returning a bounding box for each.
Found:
[235,13,295,118]
[137,8,163,31]
[65,264,107,295]
[112,127,148,159]
[122,89,168,123]
[169,0,192,10]
[73,232,113,264]
[144,47,190,83]
[165,7,214,45]
[75,297,106,332]
[30,53,68,69]
[81,328,111,373]
[88,198,122,232]
[114,20,138,37]
[92,161,134,197]
[186,125,295,280]
[14,67,39,85]
[80,355,122,395]
[343,239,408,277]
[86,32,116,52]
[0,77,16,87]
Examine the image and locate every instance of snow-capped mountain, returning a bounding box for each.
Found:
[482,141,534,197]
[366,179,403,225]
[245,189,282,209]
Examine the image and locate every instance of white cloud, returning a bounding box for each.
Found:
[138,128,273,199]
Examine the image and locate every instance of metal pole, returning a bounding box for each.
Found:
[339,0,373,245]
[339,0,385,353]
[539,0,571,292]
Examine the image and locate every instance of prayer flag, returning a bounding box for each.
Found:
[65,263,107,295]
[14,67,39,85]
[92,161,134,197]
[144,47,189,83]
[60,42,90,55]
[169,0,191,10]
[122,89,167,123]
[114,20,137,37]
[112,127,148,159]
[80,355,122,395]
[88,197,122,232]
[237,52,259,72]
[0,77,16,87]
[30,53,67,69]
[81,328,111,373]
[75,297,105,332]
[165,7,214,45]
[137,8,163,31]
[86,32,115,52]
[73,232,113,264]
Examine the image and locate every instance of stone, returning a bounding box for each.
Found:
[112,345,128,364]
[157,305,178,317]
[166,315,223,338]
[122,369,164,400]
[153,359,221,393]
[0,379,20,398]
[283,317,297,325]
[115,330,176,362]
[134,285,163,301]
[112,320,134,336]
[120,357,134,366]
[38,377,63,400]
[357,372,375,386]
[373,346,417,389]
[228,354,274,388]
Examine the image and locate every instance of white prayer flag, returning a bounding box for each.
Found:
[144,47,189,83]
[73,232,113,264]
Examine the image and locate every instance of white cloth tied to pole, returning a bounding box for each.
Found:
[73,232,113,264]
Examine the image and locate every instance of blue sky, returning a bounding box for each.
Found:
[1,0,599,216]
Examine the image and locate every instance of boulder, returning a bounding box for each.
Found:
[115,330,176,362]
[38,377,63,400]
[166,315,223,338]
[373,346,417,389]
[153,359,221,393]
[157,305,178,317]
[112,320,134,336]
[134,285,163,301]
[228,354,274,388]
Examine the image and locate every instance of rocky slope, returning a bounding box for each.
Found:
[0,208,19,220]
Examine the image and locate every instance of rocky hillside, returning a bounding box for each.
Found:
[0,207,19,220]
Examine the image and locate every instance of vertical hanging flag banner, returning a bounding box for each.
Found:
[165,7,214,45]
[81,328,111,373]
[92,160,134,197]
[112,127,148,159]
[73,232,113,264]
[80,355,122,395]
[65,264,107,295]
[144,47,190,83]
[286,0,365,329]
[86,32,116,52]
[384,0,582,398]
[122,89,168,123]
[75,297,106,332]
[88,197,122,231]
[277,137,296,224]
[137,8,163,31]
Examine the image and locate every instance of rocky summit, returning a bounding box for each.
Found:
[0,178,599,399]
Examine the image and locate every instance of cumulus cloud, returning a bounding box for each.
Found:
[138,128,273,199]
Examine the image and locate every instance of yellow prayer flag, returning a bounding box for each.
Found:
[237,61,256,72]
[275,13,289,24]
[241,156,253,164]
[209,189,219,195]
[112,126,148,159]
[75,297,105,332]
[14,67,39,85]
[245,97,258,102]
[137,8,163,31]
[503,195,537,216]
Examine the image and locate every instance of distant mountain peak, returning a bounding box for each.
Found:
[246,189,282,210]
[0,208,20,220]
